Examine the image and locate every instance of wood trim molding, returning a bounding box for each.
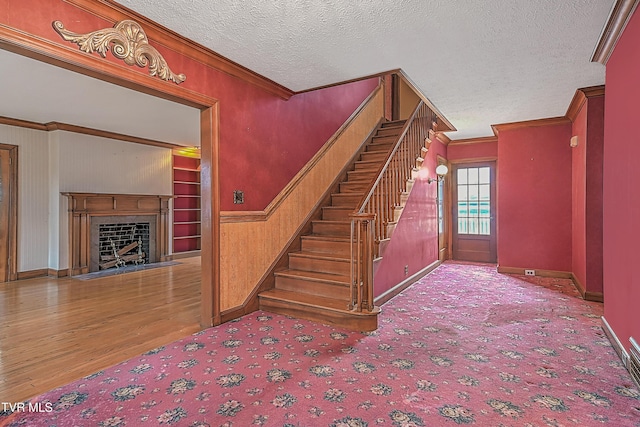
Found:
[375,260,442,306]
[449,156,498,165]
[497,265,573,279]
[436,132,451,146]
[62,0,293,99]
[448,136,498,146]
[602,316,631,366]
[220,84,384,224]
[571,273,605,303]
[591,0,640,64]
[565,85,606,122]
[0,116,188,149]
[491,116,571,136]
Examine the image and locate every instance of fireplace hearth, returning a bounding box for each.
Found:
[64,193,171,276]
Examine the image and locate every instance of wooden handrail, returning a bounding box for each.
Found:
[349,101,437,313]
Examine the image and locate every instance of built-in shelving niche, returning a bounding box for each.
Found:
[172,152,201,254]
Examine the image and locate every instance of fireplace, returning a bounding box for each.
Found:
[90,216,156,272]
[64,193,172,276]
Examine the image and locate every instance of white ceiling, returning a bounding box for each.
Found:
[0,49,201,146]
[1,1,615,142]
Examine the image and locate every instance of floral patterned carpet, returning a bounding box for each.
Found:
[2,262,639,426]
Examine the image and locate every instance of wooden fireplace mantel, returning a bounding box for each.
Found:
[63,192,172,276]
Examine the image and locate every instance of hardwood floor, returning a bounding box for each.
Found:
[0,257,201,403]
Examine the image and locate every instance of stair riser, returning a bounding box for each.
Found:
[275,275,350,299]
[360,152,387,162]
[347,170,376,181]
[322,207,352,221]
[312,221,351,236]
[367,142,393,152]
[355,162,380,171]
[301,238,350,255]
[339,181,370,193]
[288,255,351,275]
[258,297,377,332]
[331,194,361,207]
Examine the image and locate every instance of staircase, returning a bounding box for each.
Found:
[258,120,406,331]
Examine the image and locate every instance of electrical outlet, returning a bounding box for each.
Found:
[233,190,244,204]
[525,269,535,276]
[404,265,409,275]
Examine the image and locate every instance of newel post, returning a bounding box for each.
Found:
[349,212,376,312]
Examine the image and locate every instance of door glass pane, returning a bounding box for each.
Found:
[468,168,479,184]
[479,184,490,200]
[479,201,490,217]
[456,166,491,236]
[457,169,467,184]
[457,185,468,200]
[468,218,478,234]
[468,185,478,202]
[479,167,490,184]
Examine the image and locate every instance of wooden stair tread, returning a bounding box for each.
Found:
[302,235,350,242]
[290,251,349,262]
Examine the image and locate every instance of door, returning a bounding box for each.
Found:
[452,162,496,263]
[0,145,17,282]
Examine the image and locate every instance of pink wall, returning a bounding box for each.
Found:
[0,0,378,211]
[497,123,573,271]
[603,8,640,348]
[585,96,604,296]
[373,138,446,296]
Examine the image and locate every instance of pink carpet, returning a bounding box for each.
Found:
[2,262,639,426]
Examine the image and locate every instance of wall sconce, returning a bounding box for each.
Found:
[428,164,449,184]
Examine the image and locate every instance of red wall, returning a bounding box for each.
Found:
[497,123,573,271]
[373,139,446,296]
[0,0,378,211]
[603,8,640,348]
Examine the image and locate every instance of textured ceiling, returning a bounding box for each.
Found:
[1,1,615,143]
[116,0,615,139]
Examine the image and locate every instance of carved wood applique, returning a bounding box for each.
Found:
[52,19,186,85]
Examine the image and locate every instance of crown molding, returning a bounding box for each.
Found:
[591,0,640,64]
[491,116,571,136]
[64,0,294,99]
[565,85,606,122]
[448,136,497,146]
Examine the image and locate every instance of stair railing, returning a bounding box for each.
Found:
[349,101,437,312]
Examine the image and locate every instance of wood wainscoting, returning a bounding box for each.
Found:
[64,193,172,276]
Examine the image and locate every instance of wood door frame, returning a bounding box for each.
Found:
[0,144,18,282]
[451,160,497,263]
[0,20,221,327]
